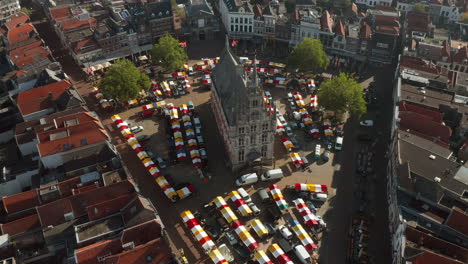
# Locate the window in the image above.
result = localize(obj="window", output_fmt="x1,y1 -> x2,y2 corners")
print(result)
251,135 -> 256,144
231,17 -> 234,23
262,122 -> 269,131
231,25 -> 234,32
261,145 -> 268,157
235,25 -> 238,31
244,25 -> 247,32
249,26 -> 252,32
249,18 -> 252,24
239,127 -> 245,134
262,134 -> 268,143
240,17 -> 243,23
239,149 -> 245,162
252,111 -> 259,120
239,137 -> 245,146
251,125 -> 257,133
252,100 -> 259,107
235,17 -> 238,23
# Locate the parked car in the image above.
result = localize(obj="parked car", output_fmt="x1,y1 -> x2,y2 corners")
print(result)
237,187 -> 252,203
248,202 -> 261,216
199,148 -> 208,159
287,92 -> 294,102
289,101 -> 297,110
264,91 -> 273,101
187,101 -> 195,111
278,225 -> 293,240
177,85 -> 186,95
130,126 -> 144,133
322,150 -> 330,162
310,193 -> 328,202
172,86 -> 180,97
137,135 -> 150,142
286,126 -> 294,137
257,188 -> 271,203
264,222 -> 276,235
359,120 -> 374,127
225,231 -> 238,246
217,217 -> 230,232
156,157 -> 168,168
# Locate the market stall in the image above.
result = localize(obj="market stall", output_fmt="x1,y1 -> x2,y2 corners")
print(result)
162,81 -> 172,95
276,120 -> 285,133
125,99 -> 138,107
176,185 -> 195,200
289,152 -> 304,168
232,220 -> 259,252
155,176 -> 178,201
169,106 -> 179,121
208,249 -> 229,264
164,72 -> 186,78
293,92 -> 306,107
213,196 -> 238,224
323,119 -> 334,137
289,219 -> 317,251
229,190 -> 252,217
299,108 -> 313,125
268,184 -> 289,211
281,137 -> 294,151
268,244 -> 293,264
179,104 -> 189,114
180,210 -> 215,252
310,95 -> 318,111
293,198 -> 319,227
254,250 -> 273,264
293,183 -> 328,193
250,219 -> 269,239
92,87 -> 112,110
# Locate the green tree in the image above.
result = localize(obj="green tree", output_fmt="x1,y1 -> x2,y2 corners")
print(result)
317,73 -> 366,117
413,3 -> 427,13
98,59 -> 150,102
287,38 -> 329,73
461,12 -> 468,24
20,8 -> 32,16
150,34 -> 188,72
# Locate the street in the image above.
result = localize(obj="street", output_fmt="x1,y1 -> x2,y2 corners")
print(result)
26,3 -> 393,262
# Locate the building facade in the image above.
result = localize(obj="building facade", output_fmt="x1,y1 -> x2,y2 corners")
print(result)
0,0 -> 20,21
210,40 -> 275,171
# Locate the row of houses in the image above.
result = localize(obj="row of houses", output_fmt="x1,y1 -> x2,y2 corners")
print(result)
0,10 -> 173,263
384,9 -> 468,264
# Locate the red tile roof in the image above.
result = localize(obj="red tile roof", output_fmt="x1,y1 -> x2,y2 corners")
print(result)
375,25 -> 400,35
8,40 -> 51,70
86,194 -> 136,221
407,12 -> 430,34
36,117 -> 108,157
399,112 -> 452,143
334,20 -> 345,35
75,238 -> 123,264
359,22 -> 371,40
400,55 -> 439,75
37,181 -> 135,227
102,238 -> 171,264
121,219 -> 162,246
253,4 -> 262,17
406,250 -> 464,264
321,11 -> 333,32
441,40 -> 451,58
16,80 -> 72,116
4,12 -> 30,31
59,17 -> 97,32
7,23 -> 36,45
445,207 -> 468,236
50,7 -> 72,21
73,183 -> 102,195
2,189 -> 41,214
73,38 -> 99,55
399,101 -> 444,123
57,176 -> 82,197
453,46 -> 468,64
406,226 -> 468,263
0,214 -> 40,236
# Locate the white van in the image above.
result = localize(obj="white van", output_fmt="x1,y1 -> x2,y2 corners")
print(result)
237,187 -> 252,203
294,245 -> 312,264
335,136 -> 343,151
261,169 -> 284,181
310,193 -> 328,202
235,173 -> 258,187
193,117 -> 201,129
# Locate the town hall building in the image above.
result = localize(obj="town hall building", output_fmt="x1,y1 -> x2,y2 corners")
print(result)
210,39 -> 276,171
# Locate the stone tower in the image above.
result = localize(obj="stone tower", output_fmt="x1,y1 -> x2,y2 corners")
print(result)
210,38 -> 276,171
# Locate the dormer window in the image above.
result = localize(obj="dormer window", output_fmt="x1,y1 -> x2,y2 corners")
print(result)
166,10 -> 169,15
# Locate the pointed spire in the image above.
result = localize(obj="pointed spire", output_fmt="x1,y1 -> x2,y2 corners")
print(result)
251,54 -> 259,87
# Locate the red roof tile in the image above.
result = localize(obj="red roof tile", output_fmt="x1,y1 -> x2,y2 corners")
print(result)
57,176 -> 82,197
400,55 -> 439,75
2,189 -> 41,214
406,226 -> 468,263
334,20 -> 345,35
86,194 -> 136,221
121,219 -> 163,246
445,207 -> 468,236
75,238 -> 123,264
102,238 -> 171,264
8,40 -> 51,69
73,38 -> 99,55
59,17 -> 97,32
73,183 -> 101,195
399,112 -> 452,143
453,46 -> 468,64
321,11 -> 333,32
50,7 -> 72,21
441,40 -> 451,58
7,23 -> 36,45
4,12 -> 30,31
0,214 -> 40,236
36,121 -> 108,157
407,11 -> 430,34
359,22 -> 371,40
37,181 -> 135,227
16,80 -> 72,116
406,250 -> 464,264
399,101 -> 444,123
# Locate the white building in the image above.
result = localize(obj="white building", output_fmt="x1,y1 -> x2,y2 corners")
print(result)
0,0 -> 20,21
355,0 -> 392,7
219,0 -> 255,39
396,2 -> 414,13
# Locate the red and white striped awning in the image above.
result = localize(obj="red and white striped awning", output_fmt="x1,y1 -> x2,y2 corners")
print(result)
164,72 -> 186,78
268,243 -> 293,264
289,219 -> 317,251
310,94 -> 318,109
268,184 -> 289,211
229,190 -> 252,216
180,210 -> 215,252
293,92 -> 306,107
162,82 -> 172,94
179,104 -> 189,114
155,176 -> 177,201
171,121 -> 181,131
293,183 -> 328,193
176,185 -> 195,200
276,119 -> 285,133
281,137 -> 294,149
232,221 -> 259,252
289,152 -> 304,165
293,198 -> 319,226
